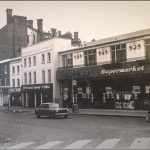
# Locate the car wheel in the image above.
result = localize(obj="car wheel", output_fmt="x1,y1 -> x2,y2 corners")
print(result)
37,115 -> 40,118
64,114 -> 68,119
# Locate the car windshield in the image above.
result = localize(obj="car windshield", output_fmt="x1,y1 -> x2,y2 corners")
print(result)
50,103 -> 59,109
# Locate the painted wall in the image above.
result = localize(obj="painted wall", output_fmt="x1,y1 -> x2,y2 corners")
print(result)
96,46 -> 111,64
126,40 -> 145,61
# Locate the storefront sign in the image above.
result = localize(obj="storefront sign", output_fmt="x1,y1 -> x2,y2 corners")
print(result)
101,66 -> 144,75
9,88 -> 21,92
22,84 -> 52,91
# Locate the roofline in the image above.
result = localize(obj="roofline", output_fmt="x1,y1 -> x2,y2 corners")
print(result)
58,28 -> 150,54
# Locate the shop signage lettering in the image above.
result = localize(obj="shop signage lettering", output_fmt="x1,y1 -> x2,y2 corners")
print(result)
101,66 -> 144,75
22,85 -> 51,90
9,88 -> 21,92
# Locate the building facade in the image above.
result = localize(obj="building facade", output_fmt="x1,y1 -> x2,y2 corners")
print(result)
56,28 -> 150,110
21,37 -> 73,108
0,59 -> 11,106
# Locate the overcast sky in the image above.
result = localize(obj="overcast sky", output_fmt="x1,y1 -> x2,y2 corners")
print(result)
0,1 -> 150,42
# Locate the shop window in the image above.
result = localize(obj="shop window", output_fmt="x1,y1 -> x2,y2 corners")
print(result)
17,79 -> 20,87
62,53 -> 73,68
47,52 -> 51,63
84,49 -> 96,66
145,85 -> 150,93
12,79 -> 15,87
42,54 -> 45,64
42,70 -> 45,83
111,43 -> 126,63
33,72 -> 36,84
33,56 -> 36,66
48,69 -> 51,82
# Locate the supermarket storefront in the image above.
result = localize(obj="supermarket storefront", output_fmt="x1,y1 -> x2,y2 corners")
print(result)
57,60 -> 150,110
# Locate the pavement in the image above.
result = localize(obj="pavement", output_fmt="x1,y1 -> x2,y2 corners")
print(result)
0,106 -> 147,118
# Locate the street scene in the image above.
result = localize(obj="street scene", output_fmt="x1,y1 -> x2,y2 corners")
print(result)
0,110 -> 150,149
0,1 -> 150,149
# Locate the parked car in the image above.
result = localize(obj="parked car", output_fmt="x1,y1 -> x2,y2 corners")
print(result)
35,103 -> 69,119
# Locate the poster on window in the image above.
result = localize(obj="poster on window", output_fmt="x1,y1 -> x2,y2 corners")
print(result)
145,85 -> 150,93
106,87 -> 112,94
132,86 -> 140,94
77,87 -> 83,94
86,87 -> 91,95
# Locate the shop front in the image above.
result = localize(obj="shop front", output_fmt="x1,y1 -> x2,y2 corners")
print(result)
57,60 -> 150,110
21,83 -> 53,108
9,87 -> 22,106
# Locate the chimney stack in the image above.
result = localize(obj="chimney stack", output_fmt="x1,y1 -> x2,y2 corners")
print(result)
26,20 -> 33,28
6,8 -> 13,24
58,31 -> 61,37
51,28 -> 57,37
37,19 -> 43,32
74,32 -> 79,40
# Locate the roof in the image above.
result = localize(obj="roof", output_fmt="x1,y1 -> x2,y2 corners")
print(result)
86,28 -> 150,47
59,28 -> 150,54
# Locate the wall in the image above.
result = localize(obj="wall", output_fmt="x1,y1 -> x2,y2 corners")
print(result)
27,28 -> 38,46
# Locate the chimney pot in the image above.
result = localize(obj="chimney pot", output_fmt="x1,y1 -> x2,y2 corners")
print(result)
58,31 -> 61,37
74,32 -> 79,40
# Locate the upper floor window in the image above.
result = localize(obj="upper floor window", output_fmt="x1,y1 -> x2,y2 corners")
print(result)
28,57 -> 31,66
24,58 -> 27,67
17,65 -> 20,73
29,72 -> 32,84
4,66 -> 7,74
4,78 -> 7,86
42,70 -> 45,83
17,79 -> 20,87
47,52 -> 51,63
12,79 -> 15,87
48,69 -> 51,82
33,71 -> 36,84
24,73 -> 27,84
12,66 -> 15,74
84,49 -> 96,66
42,54 -> 45,64
62,53 -> 73,68
111,43 -> 126,63
33,56 -> 36,66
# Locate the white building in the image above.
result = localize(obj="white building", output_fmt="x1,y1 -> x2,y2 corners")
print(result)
21,37 -> 74,108
9,57 -> 22,106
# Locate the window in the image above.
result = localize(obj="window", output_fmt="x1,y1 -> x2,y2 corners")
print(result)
12,79 -> 15,87
12,66 -> 15,74
29,72 -> 32,84
111,43 -> 126,63
17,79 -> 20,87
4,66 -> 7,74
33,71 -> 36,84
28,57 -> 31,66
62,53 -> 73,68
24,58 -> 27,67
33,56 -> 36,66
4,78 -> 7,86
84,49 -> 96,66
24,73 -> 27,84
48,69 -> 51,82
42,54 -> 45,64
17,65 -> 20,73
42,70 -> 45,83
47,52 -> 51,62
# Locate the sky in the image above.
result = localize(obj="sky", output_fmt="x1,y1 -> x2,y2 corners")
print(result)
0,1 -> 150,42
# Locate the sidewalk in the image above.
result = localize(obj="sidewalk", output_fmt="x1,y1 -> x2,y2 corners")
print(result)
0,106 -> 147,118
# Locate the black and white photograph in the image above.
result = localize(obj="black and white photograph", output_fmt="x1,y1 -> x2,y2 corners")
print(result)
0,1 -> 150,149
